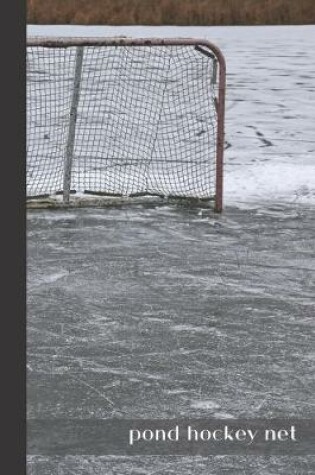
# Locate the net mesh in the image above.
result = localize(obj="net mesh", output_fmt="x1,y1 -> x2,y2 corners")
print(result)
27,43 -> 218,201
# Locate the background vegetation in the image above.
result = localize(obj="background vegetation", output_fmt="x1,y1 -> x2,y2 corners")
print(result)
27,0 -> 315,25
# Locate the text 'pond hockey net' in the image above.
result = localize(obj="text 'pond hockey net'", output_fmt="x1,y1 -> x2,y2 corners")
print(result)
27,38 -> 226,211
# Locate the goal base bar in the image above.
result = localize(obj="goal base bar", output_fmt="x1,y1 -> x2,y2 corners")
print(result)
27,193 -> 216,210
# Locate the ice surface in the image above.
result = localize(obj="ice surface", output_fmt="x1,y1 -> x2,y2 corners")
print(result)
27,204 -> 315,473
27,25 -> 315,474
28,24 -> 315,209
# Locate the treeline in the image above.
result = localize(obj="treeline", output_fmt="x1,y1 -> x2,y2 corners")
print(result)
27,0 -> 315,25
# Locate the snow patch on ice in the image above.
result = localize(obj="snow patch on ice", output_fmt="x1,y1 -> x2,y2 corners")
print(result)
225,160 -> 315,208
213,411 -> 236,419
190,400 -> 221,411
171,324 -> 216,333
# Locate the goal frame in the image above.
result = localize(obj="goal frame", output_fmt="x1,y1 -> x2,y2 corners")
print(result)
27,37 -> 226,212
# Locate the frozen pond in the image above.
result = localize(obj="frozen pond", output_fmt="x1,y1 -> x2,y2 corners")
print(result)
27,25 -> 315,474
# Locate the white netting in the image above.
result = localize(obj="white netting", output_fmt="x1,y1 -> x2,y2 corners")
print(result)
27,43 -> 218,201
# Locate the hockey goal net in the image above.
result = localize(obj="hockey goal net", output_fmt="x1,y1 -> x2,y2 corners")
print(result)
27,38 -> 226,211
